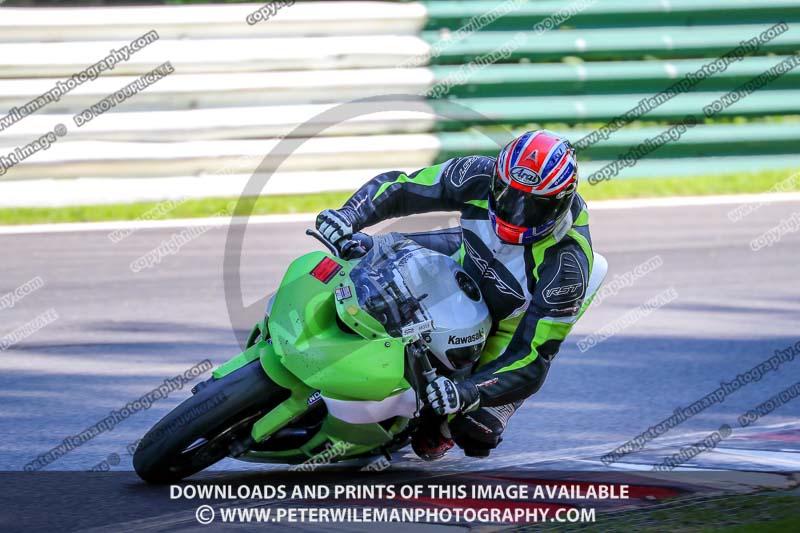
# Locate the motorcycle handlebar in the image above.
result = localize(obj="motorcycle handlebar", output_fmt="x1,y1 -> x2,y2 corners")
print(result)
305,229 -> 369,260
306,229 -> 438,409
339,239 -> 367,260
409,339 -> 438,385
305,229 -> 339,256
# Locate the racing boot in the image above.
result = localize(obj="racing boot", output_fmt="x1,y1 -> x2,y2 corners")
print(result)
412,416 -> 454,461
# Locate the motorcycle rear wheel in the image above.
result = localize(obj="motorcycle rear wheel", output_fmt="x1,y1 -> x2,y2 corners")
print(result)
133,360 -> 287,484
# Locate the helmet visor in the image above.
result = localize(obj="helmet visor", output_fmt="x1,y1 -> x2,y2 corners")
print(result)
445,344 -> 483,369
490,172 -> 573,228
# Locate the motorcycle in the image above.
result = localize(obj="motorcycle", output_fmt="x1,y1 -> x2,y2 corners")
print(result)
133,230 -> 495,483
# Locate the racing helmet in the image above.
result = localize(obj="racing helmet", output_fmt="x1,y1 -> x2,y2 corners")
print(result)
490,130 -> 578,244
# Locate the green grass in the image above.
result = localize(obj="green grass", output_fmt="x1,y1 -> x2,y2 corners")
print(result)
1,169 -> 798,226
0,191 -> 352,226
580,168 -> 800,201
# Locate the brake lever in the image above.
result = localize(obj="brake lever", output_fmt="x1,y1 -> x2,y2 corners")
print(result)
305,229 -> 339,257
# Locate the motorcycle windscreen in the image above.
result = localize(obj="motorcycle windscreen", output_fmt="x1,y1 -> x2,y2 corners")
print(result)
349,237 -> 430,337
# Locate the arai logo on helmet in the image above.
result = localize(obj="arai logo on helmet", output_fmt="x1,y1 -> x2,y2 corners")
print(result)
509,166 -> 541,186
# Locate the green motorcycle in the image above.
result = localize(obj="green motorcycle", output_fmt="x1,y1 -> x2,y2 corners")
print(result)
133,231 -> 495,483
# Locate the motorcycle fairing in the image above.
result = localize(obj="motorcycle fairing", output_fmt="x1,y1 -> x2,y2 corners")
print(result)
268,251 -> 410,403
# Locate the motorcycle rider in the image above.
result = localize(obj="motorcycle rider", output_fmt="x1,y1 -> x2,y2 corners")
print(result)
316,130 -> 594,459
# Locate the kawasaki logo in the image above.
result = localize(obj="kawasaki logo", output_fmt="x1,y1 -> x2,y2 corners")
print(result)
448,329 -> 485,345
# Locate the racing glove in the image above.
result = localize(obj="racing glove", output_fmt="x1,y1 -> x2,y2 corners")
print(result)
426,377 -> 480,416
316,208 -> 356,246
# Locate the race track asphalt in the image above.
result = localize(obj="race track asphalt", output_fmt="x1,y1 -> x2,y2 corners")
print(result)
1,198 -> 799,530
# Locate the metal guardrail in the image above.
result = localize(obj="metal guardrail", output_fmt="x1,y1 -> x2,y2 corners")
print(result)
424,25 -> 800,64
1,1 -> 799,207
0,3 -> 426,42
425,0 -> 800,30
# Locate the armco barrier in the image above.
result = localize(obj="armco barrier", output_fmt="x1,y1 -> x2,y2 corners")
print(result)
0,104 -> 437,145
0,3 -> 426,42
424,0 -> 800,31
432,56 -> 800,98
0,69 -> 434,112
1,1 -> 799,208
430,90 -> 800,129
436,123 -> 800,162
424,24 -> 800,64
0,35 -> 430,77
